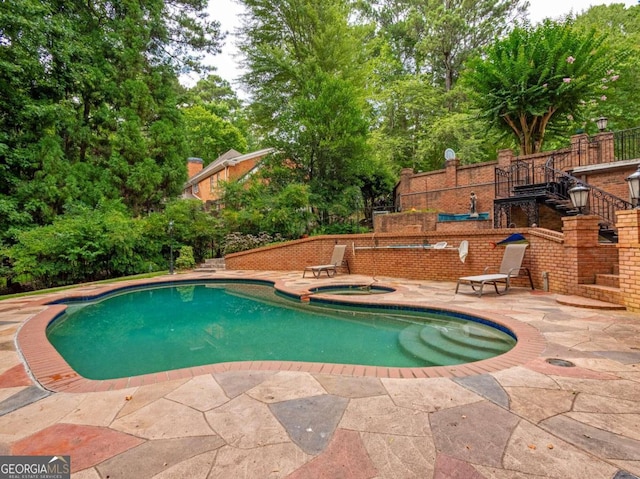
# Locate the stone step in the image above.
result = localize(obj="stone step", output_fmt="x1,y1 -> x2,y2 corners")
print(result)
594,273 -> 619,289
397,323 -> 513,366
195,257 -> 226,271
556,292 -> 626,310
573,284 -> 625,309
398,325 -> 467,366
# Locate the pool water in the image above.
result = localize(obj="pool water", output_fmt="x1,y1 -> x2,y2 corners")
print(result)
309,284 -> 395,295
47,283 -> 516,380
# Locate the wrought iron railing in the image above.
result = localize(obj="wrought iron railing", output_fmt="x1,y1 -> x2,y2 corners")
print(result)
495,159 -> 536,198
495,152 -> 633,231
614,126 -> 640,162
542,162 -> 633,232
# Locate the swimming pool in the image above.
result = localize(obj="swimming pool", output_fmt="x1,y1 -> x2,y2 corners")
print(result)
46,281 -> 516,380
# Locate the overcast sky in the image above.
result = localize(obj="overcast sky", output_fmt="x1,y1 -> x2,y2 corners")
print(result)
195,0 -> 638,90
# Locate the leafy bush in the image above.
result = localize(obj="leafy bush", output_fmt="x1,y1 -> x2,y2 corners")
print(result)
175,246 -> 196,270
7,203 -> 155,289
223,232 -> 284,255
313,222 -> 370,235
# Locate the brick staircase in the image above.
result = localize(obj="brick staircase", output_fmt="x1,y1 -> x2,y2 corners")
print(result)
194,257 -> 225,272
576,265 -> 625,308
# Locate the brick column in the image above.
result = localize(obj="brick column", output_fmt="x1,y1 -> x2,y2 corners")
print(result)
497,149 -> 514,169
562,215 -> 601,292
570,134 -> 589,166
592,131 -> 615,163
445,158 -> 459,188
616,209 -> 640,312
396,168 -> 414,212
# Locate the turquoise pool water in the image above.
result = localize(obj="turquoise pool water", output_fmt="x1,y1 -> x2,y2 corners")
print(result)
46,282 -> 516,380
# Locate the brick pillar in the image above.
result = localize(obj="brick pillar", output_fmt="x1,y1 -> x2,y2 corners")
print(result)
615,209 -> 640,312
592,131 -> 615,163
562,215 -> 601,292
497,149 -> 514,169
396,168 -> 414,212
445,158 -> 459,188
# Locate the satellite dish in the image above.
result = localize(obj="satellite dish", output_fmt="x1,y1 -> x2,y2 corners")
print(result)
444,148 -> 456,160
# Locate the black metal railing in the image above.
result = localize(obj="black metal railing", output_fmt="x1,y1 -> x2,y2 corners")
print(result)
542,162 -> 633,231
495,159 -> 536,198
614,126 -> 640,162
495,152 -> 633,232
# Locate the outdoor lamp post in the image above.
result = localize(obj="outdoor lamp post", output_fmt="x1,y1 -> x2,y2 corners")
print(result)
626,166 -> 640,208
168,220 -> 175,275
596,116 -> 608,132
569,184 -> 590,215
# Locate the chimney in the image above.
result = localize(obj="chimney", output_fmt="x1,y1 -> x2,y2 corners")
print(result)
187,157 -> 203,179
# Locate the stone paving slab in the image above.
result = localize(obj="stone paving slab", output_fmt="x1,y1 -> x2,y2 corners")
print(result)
503,420 -> 619,478
361,431 -> 435,478
12,423 -> 145,472
453,374 -> 510,408
111,398 -> 216,440
270,394 -> 348,454
430,400 -> 519,468
0,385 -> 50,416
96,436 -> 224,479
286,429 -> 377,479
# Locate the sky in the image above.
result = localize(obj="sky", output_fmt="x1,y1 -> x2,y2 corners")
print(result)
194,0 -> 639,90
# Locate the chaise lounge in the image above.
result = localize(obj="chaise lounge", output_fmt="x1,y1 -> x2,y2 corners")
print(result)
303,244 -> 348,278
455,243 -> 533,297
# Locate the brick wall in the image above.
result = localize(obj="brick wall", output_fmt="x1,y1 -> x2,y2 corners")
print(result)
225,222 -> 620,298
578,165 -> 637,203
374,212 -> 438,233
397,132 -> 636,226
225,229 -> 530,288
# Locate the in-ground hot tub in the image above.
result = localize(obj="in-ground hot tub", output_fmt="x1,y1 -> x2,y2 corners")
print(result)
308,284 -> 396,295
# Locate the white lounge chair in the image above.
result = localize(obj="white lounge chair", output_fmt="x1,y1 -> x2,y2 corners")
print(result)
303,245 -> 348,278
455,243 -> 533,297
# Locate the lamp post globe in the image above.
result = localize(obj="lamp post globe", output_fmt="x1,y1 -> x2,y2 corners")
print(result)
569,184 -> 590,215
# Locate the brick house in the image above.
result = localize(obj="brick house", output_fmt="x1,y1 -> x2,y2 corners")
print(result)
183,148 -> 276,206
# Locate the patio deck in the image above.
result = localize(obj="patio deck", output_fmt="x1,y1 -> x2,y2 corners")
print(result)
0,270 -> 638,478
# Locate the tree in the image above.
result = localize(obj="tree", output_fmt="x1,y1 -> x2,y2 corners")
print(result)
356,0 -> 523,174
0,0 -> 224,228
179,74 -> 253,161
238,0 -> 373,224
180,74 -> 243,118
182,105 -> 247,163
572,3 -> 640,132
361,0 -> 528,90
463,20 -> 618,154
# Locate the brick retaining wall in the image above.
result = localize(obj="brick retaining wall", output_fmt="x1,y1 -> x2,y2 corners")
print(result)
225,224 -> 619,298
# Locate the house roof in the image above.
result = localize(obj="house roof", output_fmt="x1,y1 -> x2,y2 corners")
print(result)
185,147 -> 276,187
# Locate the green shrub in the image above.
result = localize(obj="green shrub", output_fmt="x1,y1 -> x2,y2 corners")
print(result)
174,246 -> 196,270
223,232 -> 284,255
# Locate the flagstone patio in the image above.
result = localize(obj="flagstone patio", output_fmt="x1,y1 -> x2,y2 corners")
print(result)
0,270 -> 638,478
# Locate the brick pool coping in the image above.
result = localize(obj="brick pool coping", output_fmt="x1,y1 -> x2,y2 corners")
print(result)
16,274 -> 546,393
